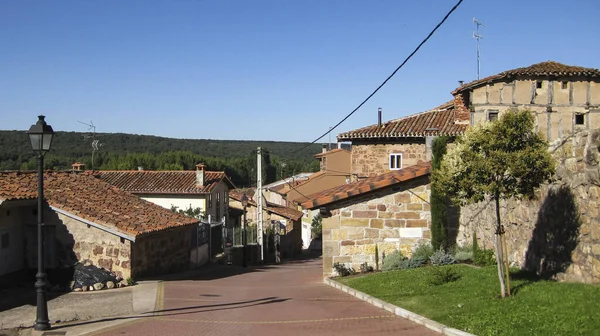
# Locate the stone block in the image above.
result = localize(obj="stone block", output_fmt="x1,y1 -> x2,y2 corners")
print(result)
395,212 -> 421,219
422,229 -> 431,239
406,219 -> 428,228
341,245 -> 362,256
333,256 -> 352,263
341,218 -> 370,227
370,219 -> 384,229
423,203 -> 430,211
377,204 -> 387,211
93,246 -> 104,255
323,257 -> 333,274
346,227 -> 365,240
378,212 -> 393,219
394,193 -> 411,204
364,228 -> 379,238
106,247 -> 119,258
121,260 -> 131,269
406,203 -> 423,211
592,244 -> 600,256
384,219 -> 404,228
380,229 -> 399,239
356,239 -> 374,245
323,241 -> 340,257
341,210 -> 352,217
363,244 -> 377,255
399,228 -> 423,238
98,258 -> 113,270
341,240 -> 355,246
332,229 -> 348,241
323,217 -> 341,229
368,204 -> 377,210
352,210 -> 378,218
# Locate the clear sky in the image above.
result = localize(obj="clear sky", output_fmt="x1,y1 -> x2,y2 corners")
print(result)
1,0 -> 599,143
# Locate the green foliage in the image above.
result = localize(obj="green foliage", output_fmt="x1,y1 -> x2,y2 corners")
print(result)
430,267 -> 461,286
429,248 -> 456,266
126,277 -> 135,286
474,249 -> 497,266
339,265 -> 600,336
404,255 -> 428,269
472,232 -> 479,253
333,262 -> 356,277
311,214 -> 322,239
382,250 -> 407,271
430,136 -> 448,250
454,250 -> 474,263
374,244 -> 379,271
171,205 -> 205,220
412,243 -> 434,261
359,262 -> 374,273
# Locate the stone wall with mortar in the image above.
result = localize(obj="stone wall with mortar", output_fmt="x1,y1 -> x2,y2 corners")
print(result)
132,225 -> 195,278
52,212 -> 132,280
458,129 -> 600,283
350,140 -> 427,178
321,176 -> 431,276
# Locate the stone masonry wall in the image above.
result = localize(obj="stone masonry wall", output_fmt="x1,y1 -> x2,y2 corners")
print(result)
322,176 -> 431,276
458,129 -> 600,283
350,141 -> 427,178
132,225 -> 194,278
53,212 -> 132,279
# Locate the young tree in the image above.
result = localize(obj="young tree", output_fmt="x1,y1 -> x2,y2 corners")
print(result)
432,109 -> 554,297
430,136 -> 448,251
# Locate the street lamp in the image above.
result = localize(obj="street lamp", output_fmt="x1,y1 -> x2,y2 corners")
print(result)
27,115 -> 54,331
241,194 -> 248,268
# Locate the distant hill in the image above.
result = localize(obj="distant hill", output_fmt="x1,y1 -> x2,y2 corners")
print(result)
0,130 -> 325,187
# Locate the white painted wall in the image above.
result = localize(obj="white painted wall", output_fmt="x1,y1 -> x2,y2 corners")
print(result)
0,206 -> 25,277
140,195 -> 206,213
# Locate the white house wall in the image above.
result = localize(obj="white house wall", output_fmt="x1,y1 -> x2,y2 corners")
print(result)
0,205 -> 28,277
140,195 -> 206,213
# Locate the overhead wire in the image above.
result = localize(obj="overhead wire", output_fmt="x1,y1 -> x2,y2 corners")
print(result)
292,0 -> 465,154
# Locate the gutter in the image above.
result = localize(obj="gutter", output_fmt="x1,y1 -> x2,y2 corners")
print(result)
51,206 -> 136,242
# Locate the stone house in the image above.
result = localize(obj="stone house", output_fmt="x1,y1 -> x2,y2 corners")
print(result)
97,163 -> 235,226
301,162 -> 431,276
0,171 -> 200,286
454,60 -> 600,142
229,191 -> 303,258
337,101 -> 468,178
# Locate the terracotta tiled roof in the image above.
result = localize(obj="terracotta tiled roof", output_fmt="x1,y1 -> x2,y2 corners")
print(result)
337,101 -> 467,140
96,170 -> 235,194
314,148 -> 350,158
229,191 -> 303,221
453,61 -> 600,94
0,171 -> 199,238
301,162 -> 431,209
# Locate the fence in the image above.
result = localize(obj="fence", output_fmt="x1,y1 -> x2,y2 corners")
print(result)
225,226 -> 258,246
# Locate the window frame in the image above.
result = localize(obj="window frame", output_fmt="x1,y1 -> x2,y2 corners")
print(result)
389,153 -> 403,170
575,113 -> 585,126
208,194 -> 212,208
487,110 -> 499,122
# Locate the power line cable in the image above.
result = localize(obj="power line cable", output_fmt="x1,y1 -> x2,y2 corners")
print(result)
292,0 -> 465,154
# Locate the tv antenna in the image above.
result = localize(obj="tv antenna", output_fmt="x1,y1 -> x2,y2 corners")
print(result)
77,120 -> 103,171
473,18 -> 485,80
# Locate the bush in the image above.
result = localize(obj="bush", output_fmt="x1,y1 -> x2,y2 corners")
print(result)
412,243 -> 434,261
360,262 -> 374,273
404,255 -> 427,269
333,262 -> 356,277
382,250 -> 407,271
430,267 -> 461,285
454,250 -> 474,262
430,248 -> 456,266
311,214 -> 323,239
474,249 -> 496,266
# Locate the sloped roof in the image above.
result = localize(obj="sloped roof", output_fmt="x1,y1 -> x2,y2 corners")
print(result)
96,170 -> 235,195
301,162 -> 431,209
453,61 -> 600,94
314,148 -> 351,158
0,171 -> 199,239
229,191 -> 303,221
337,101 -> 467,141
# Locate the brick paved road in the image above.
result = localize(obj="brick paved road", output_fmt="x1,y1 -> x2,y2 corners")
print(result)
94,255 -> 436,336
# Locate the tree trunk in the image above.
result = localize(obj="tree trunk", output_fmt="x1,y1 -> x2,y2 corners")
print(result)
494,197 -> 507,298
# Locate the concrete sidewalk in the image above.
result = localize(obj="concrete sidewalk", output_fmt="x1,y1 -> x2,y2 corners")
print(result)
0,281 -> 159,336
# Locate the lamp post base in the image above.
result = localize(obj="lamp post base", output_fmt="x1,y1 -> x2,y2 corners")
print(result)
34,273 -> 50,331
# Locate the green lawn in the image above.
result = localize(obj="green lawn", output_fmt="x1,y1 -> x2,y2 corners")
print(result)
338,265 -> 600,336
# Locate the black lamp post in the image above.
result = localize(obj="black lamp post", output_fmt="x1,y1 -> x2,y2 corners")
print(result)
241,194 -> 248,268
27,115 -> 54,331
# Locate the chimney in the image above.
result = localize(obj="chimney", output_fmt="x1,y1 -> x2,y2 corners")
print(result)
378,107 -> 382,127
138,166 -> 143,171
453,93 -> 471,125
321,144 -> 327,153
195,163 -> 206,186
458,80 -> 464,86
337,142 -> 342,149
72,162 -> 85,171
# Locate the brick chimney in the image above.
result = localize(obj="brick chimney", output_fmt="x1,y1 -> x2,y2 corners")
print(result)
72,162 -> 85,171
321,144 -> 327,154
453,93 -> 471,125
378,107 -> 382,127
195,163 -> 206,186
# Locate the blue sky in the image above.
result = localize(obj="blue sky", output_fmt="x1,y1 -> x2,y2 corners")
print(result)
1,0 -> 599,143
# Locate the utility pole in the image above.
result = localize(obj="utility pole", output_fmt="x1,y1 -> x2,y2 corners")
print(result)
328,126 -> 332,151
473,18 -> 485,80
256,147 -> 264,263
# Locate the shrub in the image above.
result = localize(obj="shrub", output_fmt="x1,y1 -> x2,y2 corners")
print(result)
474,248 -> 496,266
333,262 -> 356,277
382,250 -> 407,271
412,243 -> 434,261
404,255 -> 427,269
374,244 -> 380,271
454,250 -> 474,263
311,214 -> 323,239
430,248 -> 456,266
430,267 -> 461,285
126,277 -> 135,286
360,262 -> 374,273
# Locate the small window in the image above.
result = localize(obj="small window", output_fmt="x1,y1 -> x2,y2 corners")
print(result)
575,114 -> 585,125
389,153 -> 402,170
217,192 -> 221,206
208,194 -> 212,208
561,81 -> 568,90
224,191 -> 228,203
536,81 -> 543,89
1,233 -> 8,249
488,111 -> 499,122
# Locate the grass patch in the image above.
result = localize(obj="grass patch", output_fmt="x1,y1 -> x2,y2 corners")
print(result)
338,265 -> 600,336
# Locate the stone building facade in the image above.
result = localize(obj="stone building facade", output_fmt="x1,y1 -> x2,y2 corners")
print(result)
458,129 -> 600,283
302,163 -> 431,276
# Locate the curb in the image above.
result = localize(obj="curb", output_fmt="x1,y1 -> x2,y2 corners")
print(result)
323,278 -> 475,336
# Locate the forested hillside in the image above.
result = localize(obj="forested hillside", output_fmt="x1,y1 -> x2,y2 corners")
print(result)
0,131 -> 324,187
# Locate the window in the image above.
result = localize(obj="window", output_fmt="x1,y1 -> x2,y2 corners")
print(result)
1,233 -> 8,249
536,81 -> 543,89
562,81 -> 568,90
487,111 -> 499,122
208,194 -> 212,208
217,192 -> 221,206
224,191 -> 228,203
389,153 -> 402,170
575,114 -> 585,125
